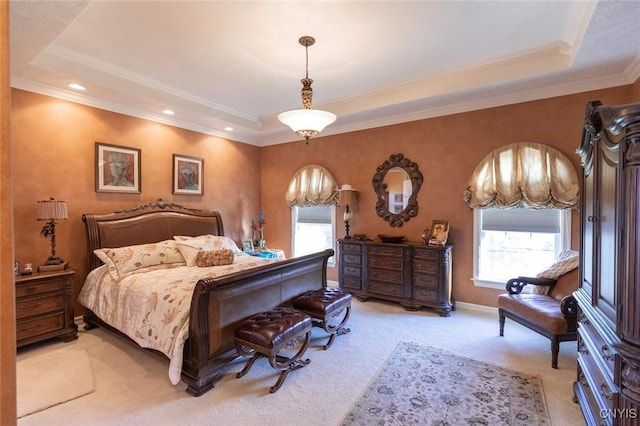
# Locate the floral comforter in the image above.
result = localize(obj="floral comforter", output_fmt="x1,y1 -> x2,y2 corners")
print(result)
78,255 -> 277,385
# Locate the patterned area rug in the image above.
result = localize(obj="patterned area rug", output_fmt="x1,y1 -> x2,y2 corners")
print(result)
341,342 -> 550,425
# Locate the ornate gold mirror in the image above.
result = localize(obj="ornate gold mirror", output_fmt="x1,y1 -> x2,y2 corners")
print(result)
372,153 -> 423,227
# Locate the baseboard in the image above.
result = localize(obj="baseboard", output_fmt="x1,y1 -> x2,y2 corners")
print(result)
454,301 -> 498,314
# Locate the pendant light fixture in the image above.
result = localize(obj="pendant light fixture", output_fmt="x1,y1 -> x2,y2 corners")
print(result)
278,36 -> 336,142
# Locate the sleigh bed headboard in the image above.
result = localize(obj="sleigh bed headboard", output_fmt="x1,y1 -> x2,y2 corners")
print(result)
82,199 -> 224,271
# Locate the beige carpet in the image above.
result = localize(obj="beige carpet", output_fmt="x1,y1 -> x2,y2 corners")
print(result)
17,347 -> 95,418
16,300 -> 585,425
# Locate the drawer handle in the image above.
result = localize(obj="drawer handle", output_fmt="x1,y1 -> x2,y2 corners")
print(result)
25,286 -> 37,294
601,344 -> 615,361
600,382 -> 612,400
578,341 -> 589,355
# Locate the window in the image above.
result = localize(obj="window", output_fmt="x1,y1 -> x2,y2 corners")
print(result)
292,206 -> 336,266
473,208 -> 570,289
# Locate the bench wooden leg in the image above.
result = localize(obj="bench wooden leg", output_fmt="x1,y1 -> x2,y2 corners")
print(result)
499,309 -> 506,336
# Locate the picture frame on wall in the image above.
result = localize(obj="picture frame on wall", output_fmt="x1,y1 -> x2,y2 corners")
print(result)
173,154 -> 204,195
95,142 -> 141,193
428,220 -> 450,246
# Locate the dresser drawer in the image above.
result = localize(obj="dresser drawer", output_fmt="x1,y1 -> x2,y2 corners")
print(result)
16,312 -> 64,341
341,275 -> 362,290
15,294 -> 63,320
368,256 -> 403,270
413,286 -> 438,302
16,279 -> 64,298
342,265 -> 361,277
413,273 -> 438,287
413,247 -> 438,260
368,268 -> 403,284
413,260 -> 437,274
342,253 -> 362,265
368,281 -> 403,297
368,245 -> 404,257
341,243 -> 362,253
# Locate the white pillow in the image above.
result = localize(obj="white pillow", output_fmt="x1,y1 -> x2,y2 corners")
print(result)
94,239 -> 186,281
174,235 -> 244,266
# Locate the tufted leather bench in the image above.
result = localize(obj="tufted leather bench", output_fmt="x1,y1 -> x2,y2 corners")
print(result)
234,307 -> 312,393
293,288 -> 352,350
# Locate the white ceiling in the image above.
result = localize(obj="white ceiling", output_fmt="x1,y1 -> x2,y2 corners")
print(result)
9,1 -> 640,146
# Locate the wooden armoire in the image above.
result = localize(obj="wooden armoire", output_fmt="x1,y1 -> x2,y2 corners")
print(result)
574,101 -> 640,425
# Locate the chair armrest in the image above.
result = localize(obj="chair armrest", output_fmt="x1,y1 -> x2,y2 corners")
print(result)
505,276 -> 557,294
560,295 -> 578,319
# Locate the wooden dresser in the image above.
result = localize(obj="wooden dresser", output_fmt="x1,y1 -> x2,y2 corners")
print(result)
574,101 -> 640,425
338,239 -> 453,316
15,269 -> 77,348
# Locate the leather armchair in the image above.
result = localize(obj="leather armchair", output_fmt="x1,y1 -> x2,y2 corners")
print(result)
498,268 -> 578,368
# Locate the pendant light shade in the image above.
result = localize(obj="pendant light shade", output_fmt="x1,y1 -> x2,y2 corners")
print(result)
278,36 -> 336,141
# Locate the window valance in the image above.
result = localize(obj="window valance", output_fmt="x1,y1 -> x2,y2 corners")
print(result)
463,142 -> 579,210
285,164 -> 338,207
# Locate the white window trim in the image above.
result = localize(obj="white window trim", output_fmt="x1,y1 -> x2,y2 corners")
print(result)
290,206 -> 337,268
472,208 -> 571,290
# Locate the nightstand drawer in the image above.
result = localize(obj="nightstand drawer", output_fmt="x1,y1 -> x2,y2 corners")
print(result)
16,312 -> 64,341
16,294 -> 64,320
16,279 -> 63,298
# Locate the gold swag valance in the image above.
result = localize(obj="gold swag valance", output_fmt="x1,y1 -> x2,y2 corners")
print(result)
463,142 -> 579,209
285,164 -> 339,207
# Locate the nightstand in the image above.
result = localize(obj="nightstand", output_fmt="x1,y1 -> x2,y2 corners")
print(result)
15,269 -> 77,347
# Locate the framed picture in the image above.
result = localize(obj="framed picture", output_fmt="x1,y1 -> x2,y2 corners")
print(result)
95,142 -> 141,193
429,220 -> 450,246
242,240 -> 254,252
173,154 -> 204,195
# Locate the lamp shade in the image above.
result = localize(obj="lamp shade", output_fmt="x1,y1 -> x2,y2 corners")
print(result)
278,109 -> 337,139
338,185 -> 358,206
37,199 -> 68,221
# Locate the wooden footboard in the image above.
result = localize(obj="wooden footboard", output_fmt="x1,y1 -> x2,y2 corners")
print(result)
81,200 -> 334,397
181,249 -> 332,396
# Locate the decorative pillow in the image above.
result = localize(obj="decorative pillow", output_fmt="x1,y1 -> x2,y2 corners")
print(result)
94,240 -> 186,281
532,249 -> 579,295
174,235 -> 244,266
195,249 -> 234,267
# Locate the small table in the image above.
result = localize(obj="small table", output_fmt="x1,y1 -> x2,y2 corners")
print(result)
15,269 -> 77,347
246,248 -> 285,259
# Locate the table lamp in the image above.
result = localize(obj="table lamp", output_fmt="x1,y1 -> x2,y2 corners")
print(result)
338,184 -> 358,239
37,198 -> 68,271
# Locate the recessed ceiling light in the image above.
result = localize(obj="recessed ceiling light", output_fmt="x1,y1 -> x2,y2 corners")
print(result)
68,83 -> 86,91
162,109 -> 175,115
224,127 -> 234,132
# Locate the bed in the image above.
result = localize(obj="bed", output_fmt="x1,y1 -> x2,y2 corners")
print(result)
78,199 -> 333,396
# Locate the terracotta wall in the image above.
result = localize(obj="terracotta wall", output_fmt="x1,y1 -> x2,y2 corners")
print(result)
10,85 -> 636,313
10,89 -> 262,310
260,86 -> 633,307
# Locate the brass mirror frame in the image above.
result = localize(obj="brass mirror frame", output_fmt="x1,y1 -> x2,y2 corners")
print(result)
372,153 -> 423,227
